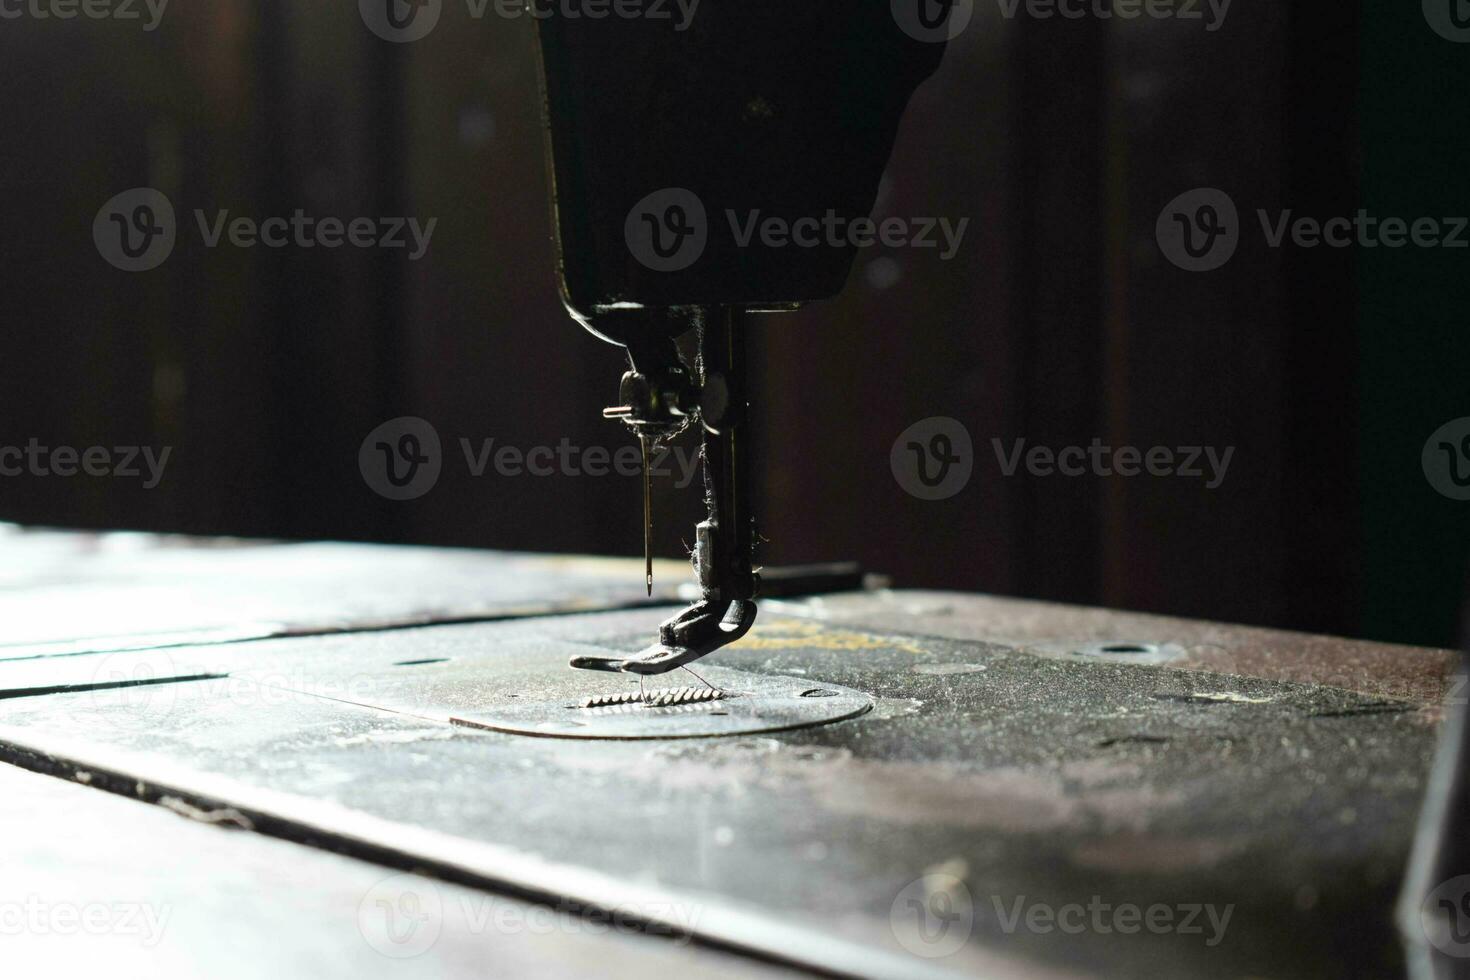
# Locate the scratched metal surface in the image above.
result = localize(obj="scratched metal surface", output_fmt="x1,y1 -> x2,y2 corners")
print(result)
773,590 -> 1460,706
0,604 -> 1451,978
0,762 -> 793,979
0,524 -> 690,658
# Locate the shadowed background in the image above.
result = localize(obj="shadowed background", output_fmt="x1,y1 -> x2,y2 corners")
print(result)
1,0 -> 1466,647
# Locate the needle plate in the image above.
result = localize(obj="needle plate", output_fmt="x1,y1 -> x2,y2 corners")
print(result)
450,667 -> 871,740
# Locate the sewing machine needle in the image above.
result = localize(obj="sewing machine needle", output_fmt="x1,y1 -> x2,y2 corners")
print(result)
641,434 -> 652,595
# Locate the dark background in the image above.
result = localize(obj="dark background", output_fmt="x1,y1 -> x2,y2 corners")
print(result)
1,1 -> 1466,647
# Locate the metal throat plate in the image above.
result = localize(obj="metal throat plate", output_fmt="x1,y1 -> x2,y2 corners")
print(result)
450,667 -> 872,740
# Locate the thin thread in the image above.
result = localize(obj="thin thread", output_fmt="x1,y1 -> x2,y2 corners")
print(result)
680,663 -> 721,693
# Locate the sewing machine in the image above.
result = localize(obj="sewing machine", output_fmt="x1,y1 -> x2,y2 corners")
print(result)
534,4 -> 947,674
0,6 -> 1464,978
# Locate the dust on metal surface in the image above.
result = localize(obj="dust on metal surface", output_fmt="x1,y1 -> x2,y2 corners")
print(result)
453,668 -> 872,740
0,596 -> 1453,978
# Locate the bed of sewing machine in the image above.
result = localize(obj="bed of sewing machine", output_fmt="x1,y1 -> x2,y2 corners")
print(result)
0,525 -> 1455,978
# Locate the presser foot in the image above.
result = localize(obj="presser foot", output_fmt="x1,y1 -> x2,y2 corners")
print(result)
568,598 -> 757,675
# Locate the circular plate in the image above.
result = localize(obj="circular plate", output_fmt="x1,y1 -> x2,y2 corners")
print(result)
451,668 -> 872,740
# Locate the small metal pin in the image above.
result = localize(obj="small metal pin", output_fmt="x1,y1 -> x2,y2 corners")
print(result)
641,434 -> 653,596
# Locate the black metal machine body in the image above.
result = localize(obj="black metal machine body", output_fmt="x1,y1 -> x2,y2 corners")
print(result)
534,2 -> 949,672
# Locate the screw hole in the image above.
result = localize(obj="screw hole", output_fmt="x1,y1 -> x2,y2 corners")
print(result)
800,689 -> 837,698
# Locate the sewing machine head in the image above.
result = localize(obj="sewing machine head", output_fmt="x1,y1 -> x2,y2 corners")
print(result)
534,3 -> 952,673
